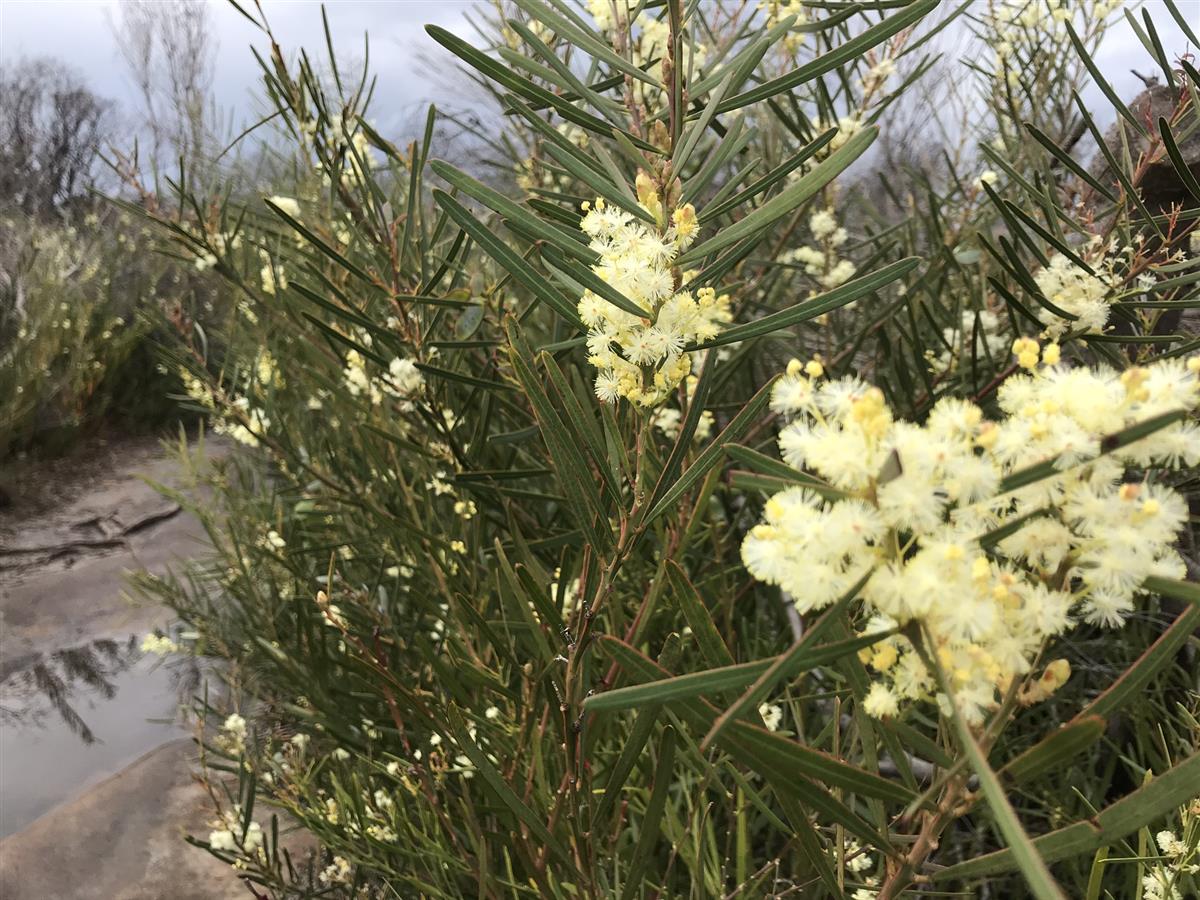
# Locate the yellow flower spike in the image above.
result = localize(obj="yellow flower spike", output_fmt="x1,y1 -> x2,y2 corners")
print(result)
1041,343 -> 1061,366
1187,356 -> 1200,374
1120,367 -> 1148,396
635,171 -> 662,221
804,358 -> 825,378
976,422 -> 999,450
786,358 -> 804,377
870,643 -> 898,671
971,557 -> 990,580
671,204 -> 698,245
850,388 -> 890,437
1012,336 -> 1040,370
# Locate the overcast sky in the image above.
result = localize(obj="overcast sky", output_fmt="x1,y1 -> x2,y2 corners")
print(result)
0,0 -> 483,141
1,0 -> 1196,144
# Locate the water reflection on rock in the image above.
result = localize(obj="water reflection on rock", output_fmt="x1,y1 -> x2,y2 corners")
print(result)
0,636 -> 206,836
1,637 -> 140,743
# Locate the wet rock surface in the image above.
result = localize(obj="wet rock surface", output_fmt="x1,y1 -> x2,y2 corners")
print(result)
0,740 -> 244,900
0,435 -> 252,898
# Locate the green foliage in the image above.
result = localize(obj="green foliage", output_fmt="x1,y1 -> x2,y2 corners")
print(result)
125,1 -> 1200,898
0,208 -> 206,459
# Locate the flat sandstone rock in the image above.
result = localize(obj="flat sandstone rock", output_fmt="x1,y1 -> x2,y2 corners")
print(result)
0,739 -> 242,900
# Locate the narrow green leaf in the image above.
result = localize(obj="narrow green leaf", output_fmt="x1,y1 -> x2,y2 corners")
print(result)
511,0 -> 660,89
430,160 -> 594,261
1065,21 -> 1145,135
1140,9 -> 1177,90
645,349 -> 716,516
619,726 -> 676,900
668,561 -> 736,669
542,134 -> 654,224
724,444 -> 846,497
595,635 -> 904,852
1164,0 -> 1200,49
641,377 -> 776,525
699,576 -> 870,752
1023,123 -> 1118,203
444,706 -> 576,870
678,126 -> 877,265
432,189 -> 584,329
583,630 -> 889,713
715,0 -> 939,113
998,410 -> 1188,493
978,507 -> 1054,549
682,121 -> 756,206
725,718 -> 917,805
542,245 -> 650,319
697,127 -> 836,224
594,705 -> 660,824
508,328 -> 611,550
1070,602 -> 1200,724
691,256 -> 919,349
671,71 -> 735,177
1142,575 -> 1200,607
1158,117 -> 1200,201
264,199 -> 377,286
504,19 -> 622,122
415,362 -> 514,392
540,350 -> 621,503
426,24 -> 655,151
934,751 -> 1200,881
939,659 -> 1066,899
1000,716 -> 1107,785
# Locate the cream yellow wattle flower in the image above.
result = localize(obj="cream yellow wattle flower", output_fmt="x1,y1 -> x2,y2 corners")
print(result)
1033,251 -> 1114,338
743,348 -> 1200,724
577,188 -> 729,407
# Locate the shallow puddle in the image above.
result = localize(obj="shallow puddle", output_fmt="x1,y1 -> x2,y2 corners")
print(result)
0,638 -> 197,837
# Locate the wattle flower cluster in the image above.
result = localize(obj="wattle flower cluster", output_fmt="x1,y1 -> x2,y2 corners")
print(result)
1033,251 -> 1115,338
742,347 -> 1200,724
579,186 -> 731,406
782,207 -> 857,293
587,1 -> 708,97
758,0 -> 811,53
927,308 -> 1010,376
340,329 -> 425,411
